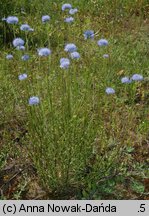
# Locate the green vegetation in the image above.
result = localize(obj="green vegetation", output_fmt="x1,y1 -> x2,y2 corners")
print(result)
0,0 -> 149,199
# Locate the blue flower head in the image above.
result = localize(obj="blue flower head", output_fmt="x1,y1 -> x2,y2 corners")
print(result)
6,16 -> 18,24
97,39 -> 108,46
21,54 -> 30,61
62,3 -> 72,11
38,48 -> 51,56
64,43 -> 77,52
69,8 -> 78,15
20,24 -> 33,31
18,73 -> 27,81
70,51 -> 80,59
60,58 -> 70,69
29,96 -> 40,105
16,45 -> 25,51
106,87 -> 115,94
60,58 -> 69,64
64,17 -> 74,23
13,38 -> 25,47
131,74 -> 143,81
84,30 -> 94,40
42,15 -> 50,23
6,54 -> 13,60
121,77 -> 131,84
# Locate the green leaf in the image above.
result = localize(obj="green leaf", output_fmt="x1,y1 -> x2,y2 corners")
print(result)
131,181 -> 145,194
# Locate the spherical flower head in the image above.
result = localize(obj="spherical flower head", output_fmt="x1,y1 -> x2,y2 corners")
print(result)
16,45 -> 25,51
106,87 -> 115,94
69,8 -> 78,15
38,48 -> 51,56
60,58 -> 70,69
70,51 -> 80,59
131,74 -> 143,81
121,77 -> 131,84
64,17 -> 74,23
64,43 -> 77,53
13,38 -> 25,47
29,96 -> 40,105
20,24 -> 33,31
18,73 -> 27,81
97,39 -> 108,46
21,54 -> 30,61
42,15 -> 50,23
6,16 -> 18,24
6,54 -> 13,60
62,3 -> 72,11
60,58 -> 70,64
103,54 -> 109,58
84,30 -> 94,40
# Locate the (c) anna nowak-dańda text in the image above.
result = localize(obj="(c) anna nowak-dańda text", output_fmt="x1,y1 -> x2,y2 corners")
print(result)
17,203 -> 117,213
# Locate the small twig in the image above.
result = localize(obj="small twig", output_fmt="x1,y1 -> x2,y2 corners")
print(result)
97,171 -> 120,184
34,193 -> 47,200
87,171 -> 120,199
0,165 -> 30,191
